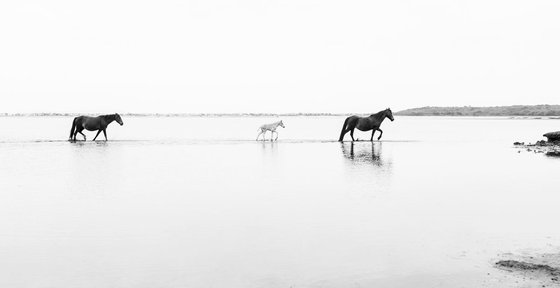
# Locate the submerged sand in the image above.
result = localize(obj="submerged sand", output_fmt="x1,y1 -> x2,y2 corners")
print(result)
494,250 -> 560,287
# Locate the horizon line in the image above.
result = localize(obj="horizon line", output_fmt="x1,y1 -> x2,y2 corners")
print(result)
2,104 -> 560,117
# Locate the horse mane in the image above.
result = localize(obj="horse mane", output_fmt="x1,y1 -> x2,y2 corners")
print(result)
370,109 -> 387,120
100,114 -> 117,120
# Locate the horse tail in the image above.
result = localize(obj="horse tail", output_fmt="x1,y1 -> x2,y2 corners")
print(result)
338,117 -> 350,142
69,117 -> 77,140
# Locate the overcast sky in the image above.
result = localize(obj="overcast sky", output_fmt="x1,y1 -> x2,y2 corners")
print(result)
1,0 -> 559,113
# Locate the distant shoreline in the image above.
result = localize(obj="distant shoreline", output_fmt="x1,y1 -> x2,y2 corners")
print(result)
395,105 -> 560,116
2,105 -> 560,117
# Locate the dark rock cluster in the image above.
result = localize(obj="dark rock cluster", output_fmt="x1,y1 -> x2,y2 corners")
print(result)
544,131 -> 560,142
514,131 -> 560,157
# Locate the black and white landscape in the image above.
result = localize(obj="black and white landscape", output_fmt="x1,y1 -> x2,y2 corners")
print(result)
1,1 -> 560,287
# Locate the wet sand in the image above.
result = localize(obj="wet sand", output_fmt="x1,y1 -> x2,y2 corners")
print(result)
495,250 -> 560,287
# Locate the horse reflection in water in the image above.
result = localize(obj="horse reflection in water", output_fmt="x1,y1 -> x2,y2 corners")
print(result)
340,142 -> 384,166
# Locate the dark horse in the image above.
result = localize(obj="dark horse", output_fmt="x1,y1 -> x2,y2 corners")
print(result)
69,114 -> 123,141
338,108 -> 394,141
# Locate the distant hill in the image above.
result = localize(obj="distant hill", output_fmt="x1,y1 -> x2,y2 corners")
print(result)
395,105 -> 560,116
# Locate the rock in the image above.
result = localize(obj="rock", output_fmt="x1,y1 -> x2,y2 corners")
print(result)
546,151 -> 560,157
513,138 -> 560,156
543,131 -> 560,142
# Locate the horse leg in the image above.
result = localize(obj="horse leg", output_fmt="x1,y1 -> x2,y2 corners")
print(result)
370,130 -> 375,141
256,130 -> 262,141
93,130 -> 102,141
103,129 -> 107,141
341,127 -> 354,141
274,131 -> 278,141
377,129 -> 383,140
73,127 -> 80,141
341,117 -> 359,142
76,126 -> 86,141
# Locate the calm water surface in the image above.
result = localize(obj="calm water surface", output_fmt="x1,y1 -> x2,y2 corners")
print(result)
0,116 -> 559,287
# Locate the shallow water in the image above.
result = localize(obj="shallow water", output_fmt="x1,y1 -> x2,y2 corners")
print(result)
0,116 -> 559,287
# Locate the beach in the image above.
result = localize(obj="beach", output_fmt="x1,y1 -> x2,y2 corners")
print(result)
0,116 -> 559,287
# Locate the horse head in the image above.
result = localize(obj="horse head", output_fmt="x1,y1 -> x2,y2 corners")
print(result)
385,108 -> 394,121
115,113 -> 124,126
279,120 -> 285,128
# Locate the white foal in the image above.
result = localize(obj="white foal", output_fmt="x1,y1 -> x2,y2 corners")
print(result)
256,120 -> 285,141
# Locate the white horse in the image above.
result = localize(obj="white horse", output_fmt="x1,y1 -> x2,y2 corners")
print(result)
256,120 -> 285,141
